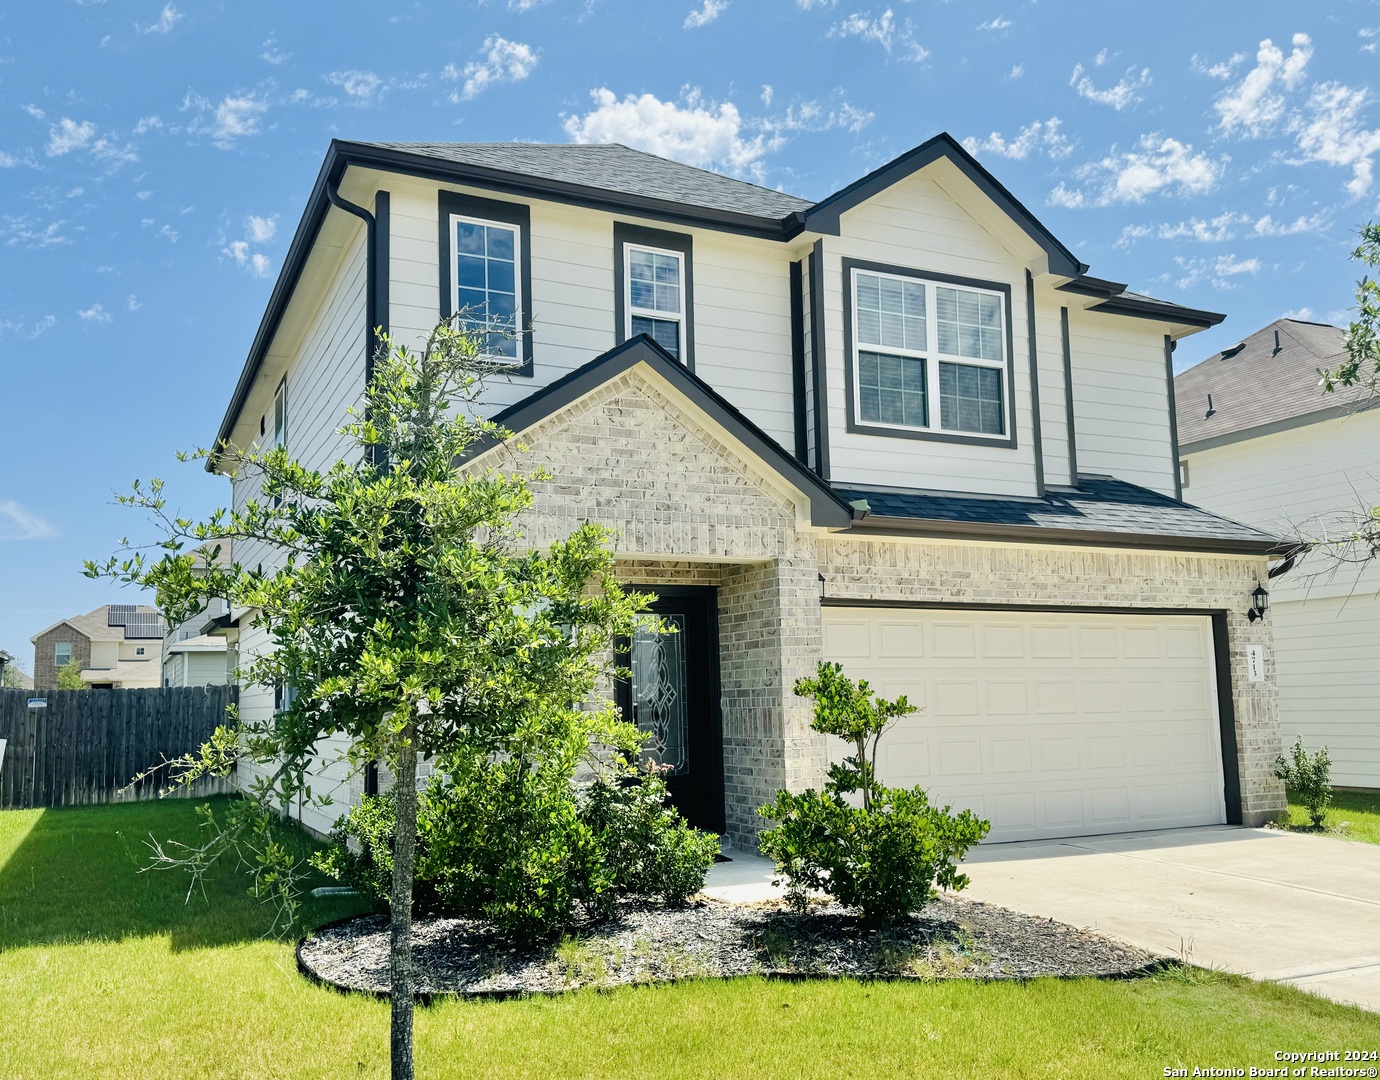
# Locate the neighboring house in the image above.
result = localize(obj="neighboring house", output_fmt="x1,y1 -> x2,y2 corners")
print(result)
0,650 -> 33,689
1175,318 -> 1380,789
162,541 -> 234,687
30,605 -> 165,689
206,134 -> 1287,843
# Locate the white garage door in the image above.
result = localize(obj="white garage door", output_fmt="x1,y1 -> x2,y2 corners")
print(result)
821,607 -> 1227,842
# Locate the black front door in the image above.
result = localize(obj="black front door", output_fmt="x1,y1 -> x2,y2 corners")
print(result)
616,586 -> 724,834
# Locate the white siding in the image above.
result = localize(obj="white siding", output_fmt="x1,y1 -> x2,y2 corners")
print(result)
1184,409 -> 1380,785
1067,308 -> 1176,496
1033,293 -> 1074,487
384,177 -> 797,449
820,171 -> 1041,496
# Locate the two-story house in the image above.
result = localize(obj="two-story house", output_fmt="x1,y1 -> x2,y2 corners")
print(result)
30,604 -> 164,689
1176,318 -> 1380,789
206,134 -> 1287,844
161,541 -> 234,688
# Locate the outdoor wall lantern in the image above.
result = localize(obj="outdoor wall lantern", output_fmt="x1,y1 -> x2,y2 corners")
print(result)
1247,583 -> 1269,623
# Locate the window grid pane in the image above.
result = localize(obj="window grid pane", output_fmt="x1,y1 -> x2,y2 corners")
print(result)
454,219 -> 519,360
855,272 -> 925,352
939,362 -> 1004,434
631,315 -> 680,358
935,287 -> 1003,362
629,249 -> 682,315
859,351 -> 927,428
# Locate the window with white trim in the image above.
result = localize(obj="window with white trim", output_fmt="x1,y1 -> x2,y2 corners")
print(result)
54,642 -> 72,668
451,214 -> 521,364
624,244 -> 684,359
851,267 -> 1008,438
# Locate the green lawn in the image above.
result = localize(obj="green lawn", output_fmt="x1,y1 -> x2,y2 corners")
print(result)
0,801 -> 1376,1079
1284,787 -> 1380,844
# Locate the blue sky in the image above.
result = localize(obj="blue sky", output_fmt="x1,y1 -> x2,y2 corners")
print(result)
2,0 -> 1378,669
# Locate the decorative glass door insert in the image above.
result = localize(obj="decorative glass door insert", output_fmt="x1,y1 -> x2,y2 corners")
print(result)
630,614 -> 689,775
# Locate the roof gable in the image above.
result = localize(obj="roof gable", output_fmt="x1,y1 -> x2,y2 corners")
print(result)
475,336 -> 853,529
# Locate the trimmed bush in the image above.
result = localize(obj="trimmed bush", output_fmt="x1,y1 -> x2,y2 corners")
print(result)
758,662 -> 989,923
1274,736 -> 1333,828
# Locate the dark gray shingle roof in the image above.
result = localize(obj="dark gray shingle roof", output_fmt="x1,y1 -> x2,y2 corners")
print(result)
366,142 -> 814,220
1174,318 -> 1370,449
836,476 -> 1283,552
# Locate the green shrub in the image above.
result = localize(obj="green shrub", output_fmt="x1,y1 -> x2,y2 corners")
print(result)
1274,736 -> 1333,828
758,662 -> 989,923
315,755 -> 717,944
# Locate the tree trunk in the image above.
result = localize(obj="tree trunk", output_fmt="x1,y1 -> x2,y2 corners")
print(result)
389,722 -> 418,1080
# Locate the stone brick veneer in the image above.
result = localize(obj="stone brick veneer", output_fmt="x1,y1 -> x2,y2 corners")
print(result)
466,363 -> 1286,846
32,626 -> 91,688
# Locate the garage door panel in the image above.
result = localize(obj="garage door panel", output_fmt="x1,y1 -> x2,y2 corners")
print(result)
823,619 -> 872,657
821,607 -> 1227,842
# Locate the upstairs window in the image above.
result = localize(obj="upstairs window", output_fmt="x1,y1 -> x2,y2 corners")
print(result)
273,378 -> 287,449
452,216 -> 521,364
849,264 -> 1011,442
54,642 -> 72,668
438,191 -> 533,376
614,223 -> 694,368
626,245 -> 684,359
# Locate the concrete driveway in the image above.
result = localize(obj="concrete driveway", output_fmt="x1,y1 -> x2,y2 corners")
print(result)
961,826 -> 1380,1011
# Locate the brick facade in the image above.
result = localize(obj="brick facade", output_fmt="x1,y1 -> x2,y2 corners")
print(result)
468,365 -> 1287,844
32,625 -> 90,689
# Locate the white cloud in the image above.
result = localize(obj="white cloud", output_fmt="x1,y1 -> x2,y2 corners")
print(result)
78,302 -> 112,324
138,3 -> 181,34
126,294 -> 141,312
1069,63 -> 1151,110
796,0 -> 836,7
761,84 -> 774,106
23,104 -> 46,120
446,36 -> 538,100
830,9 -> 927,60
1291,82 -> 1380,199
0,500 -> 57,542
158,224 -> 178,242
1007,64 -> 1023,79
133,115 -> 162,134
773,99 -> 874,134
977,16 -> 1010,31
1057,134 -> 1225,206
1173,253 -> 1262,290
46,118 -> 96,157
260,35 -> 290,64
1282,306 -> 1315,320
1191,51 -> 1245,80
684,0 -> 728,28
507,0 -> 549,8
0,315 -> 57,340
1254,211 -> 1328,236
0,152 -> 15,168
564,87 -> 774,178
4,218 -> 72,248
325,70 -> 386,104
1114,211 -> 1249,248
223,239 -> 271,277
1215,33 -> 1312,135
209,95 -> 267,146
246,214 -> 277,243
963,118 -> 1071,161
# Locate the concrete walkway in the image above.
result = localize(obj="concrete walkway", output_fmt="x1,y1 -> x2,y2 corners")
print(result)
704,827 -> 1380,1011
962,826 -> 1380,1011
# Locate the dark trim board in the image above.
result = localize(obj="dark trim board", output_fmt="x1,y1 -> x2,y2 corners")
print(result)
839,257 -> 1019,450
437,189 -> 535,377
818,597 -> 1243,826
613,222 -> 695,371
1025,269 -> 1045,495
1060,306 -> 1078,486
789,260 -> 808,463
808,241 -> 830,479
474,335 -> 855,528
1164,335 -> 1182,501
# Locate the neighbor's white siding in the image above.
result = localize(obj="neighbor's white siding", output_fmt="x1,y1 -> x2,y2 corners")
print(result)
1184,408 -> 1380,786
820,170 -> 1041,497
1066,308 -> 1177,496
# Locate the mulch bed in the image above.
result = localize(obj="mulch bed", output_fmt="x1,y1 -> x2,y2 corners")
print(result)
298,894 -> 1158,997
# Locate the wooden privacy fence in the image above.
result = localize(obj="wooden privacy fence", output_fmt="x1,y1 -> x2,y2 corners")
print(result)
0,685 -> 238,809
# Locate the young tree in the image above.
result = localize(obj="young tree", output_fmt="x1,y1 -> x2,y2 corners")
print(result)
88,320 -> 649,1080
0,657 -> 30,688
56,659 -> 86,690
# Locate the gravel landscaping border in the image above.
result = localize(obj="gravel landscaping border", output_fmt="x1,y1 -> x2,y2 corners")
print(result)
298,894 -> 1160,1000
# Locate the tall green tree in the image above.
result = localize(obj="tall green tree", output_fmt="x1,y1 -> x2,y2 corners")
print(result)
55,659 -> 86,690
88,320 -> 649,1080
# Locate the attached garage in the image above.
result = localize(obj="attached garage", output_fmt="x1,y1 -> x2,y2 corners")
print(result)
821,606 -> 1231,842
